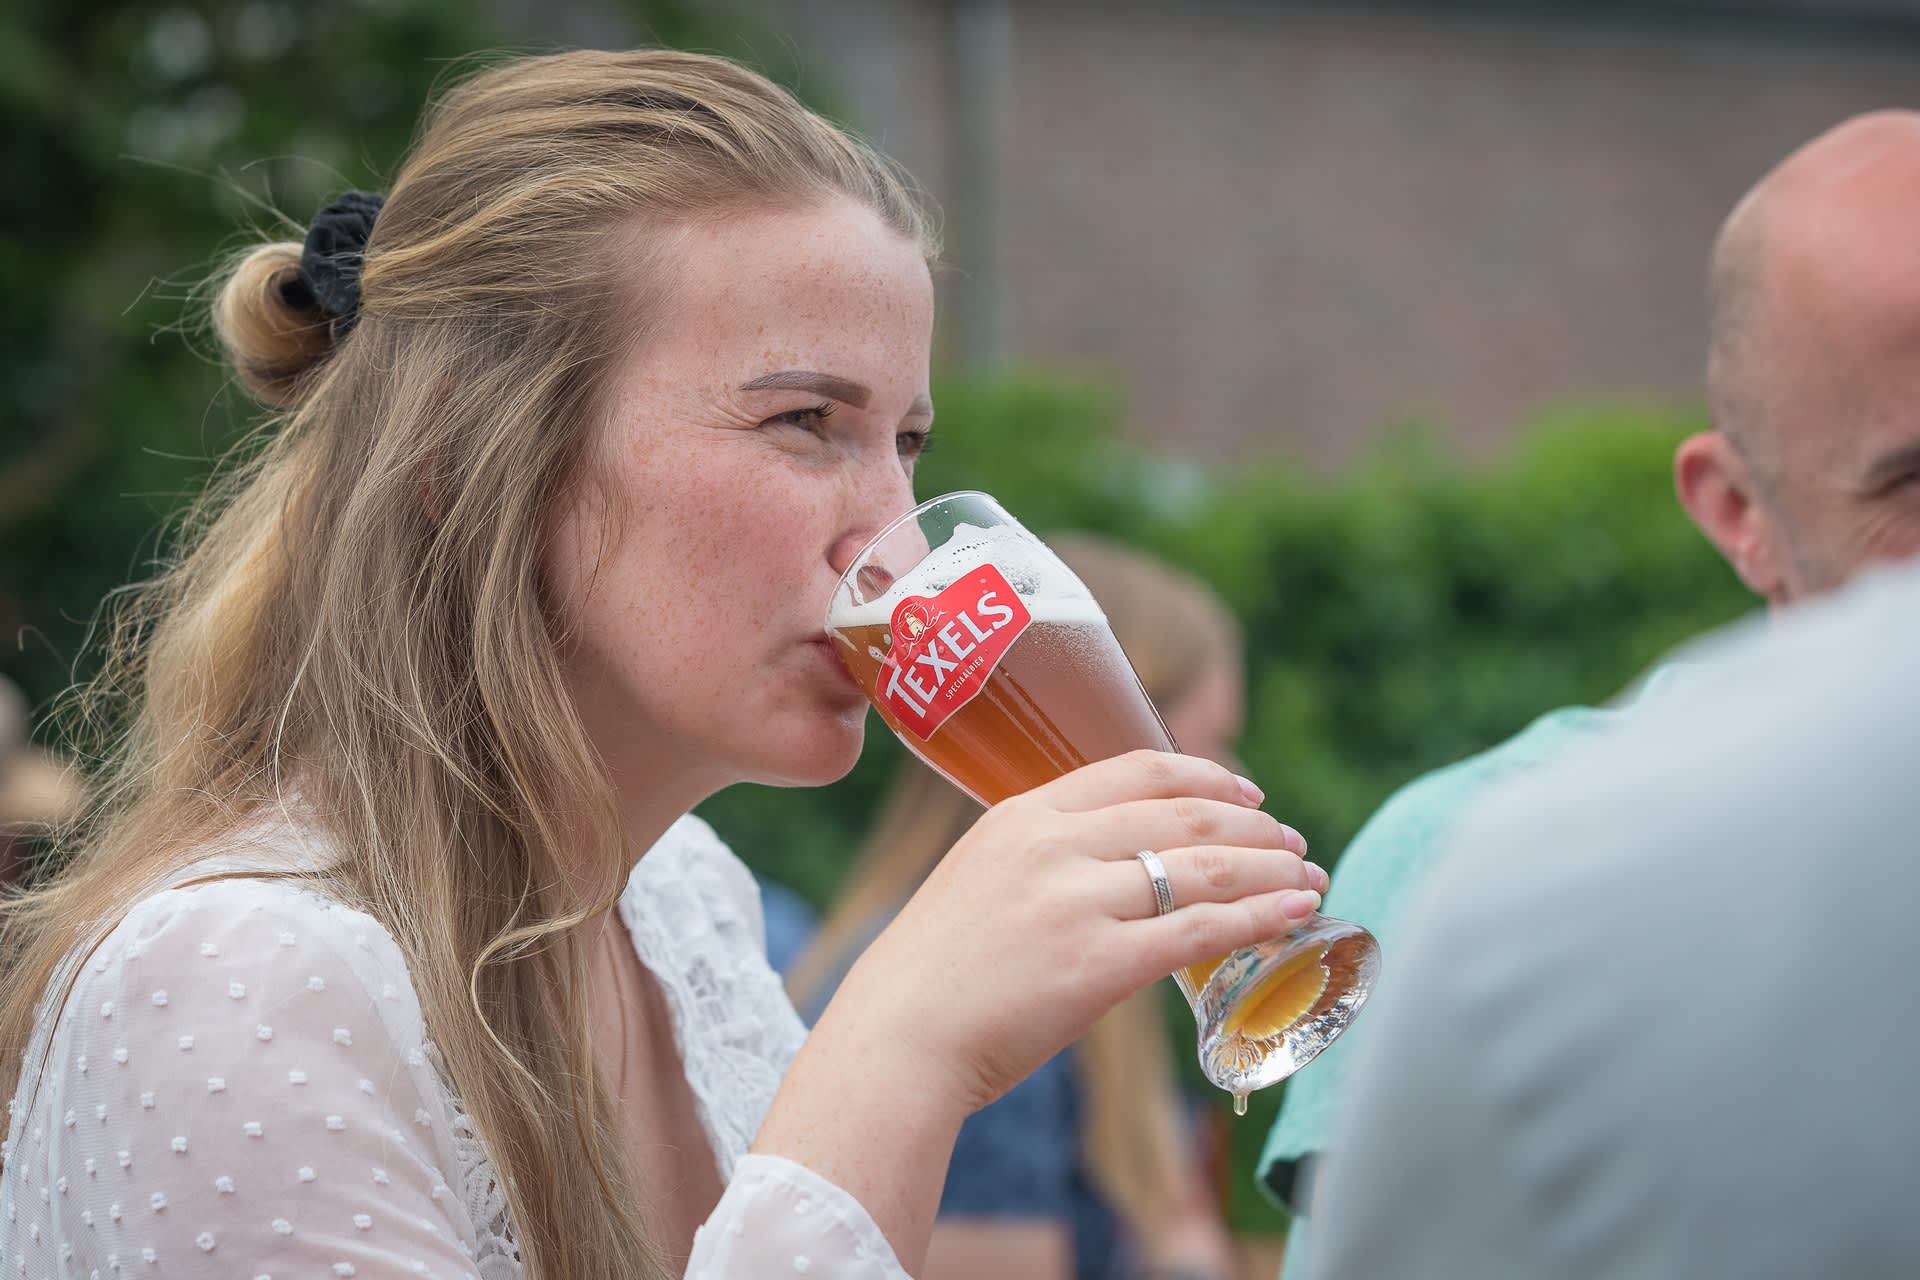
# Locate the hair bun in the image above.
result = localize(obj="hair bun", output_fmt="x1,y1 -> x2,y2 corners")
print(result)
214,242 -> 336,408
215,192 -> 384,407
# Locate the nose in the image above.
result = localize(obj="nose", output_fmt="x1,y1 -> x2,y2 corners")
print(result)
826,465 -> 918,583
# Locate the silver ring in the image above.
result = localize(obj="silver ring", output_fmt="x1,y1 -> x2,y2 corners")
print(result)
1136,849 -> 1175,917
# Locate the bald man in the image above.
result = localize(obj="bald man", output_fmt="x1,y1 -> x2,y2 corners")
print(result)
1681,109 -> 1920,602
1258,110 -> 1920,1279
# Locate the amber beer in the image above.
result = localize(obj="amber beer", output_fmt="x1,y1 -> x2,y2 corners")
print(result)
828,608 -> 1171,809
828,573 -> 1256,1001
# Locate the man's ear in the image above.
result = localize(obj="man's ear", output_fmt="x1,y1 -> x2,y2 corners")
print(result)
1674,430 -> 1786,604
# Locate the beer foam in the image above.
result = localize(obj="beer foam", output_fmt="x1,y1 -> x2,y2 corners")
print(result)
833,522 -> 1109,629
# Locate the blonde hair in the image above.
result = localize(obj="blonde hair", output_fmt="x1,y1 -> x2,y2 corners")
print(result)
789,534 -> 1244,1249
0,49 -> 933,1280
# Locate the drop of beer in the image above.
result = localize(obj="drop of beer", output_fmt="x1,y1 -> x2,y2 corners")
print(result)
1232,1091 -> 1248,1117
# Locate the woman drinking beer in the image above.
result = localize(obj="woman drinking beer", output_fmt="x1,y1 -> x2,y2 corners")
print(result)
0,50 -> 1323,1280
792,536 -> 1250,1280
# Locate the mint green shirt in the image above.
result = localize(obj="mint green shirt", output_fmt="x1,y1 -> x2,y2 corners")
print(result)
1261,688 -> 1657,1280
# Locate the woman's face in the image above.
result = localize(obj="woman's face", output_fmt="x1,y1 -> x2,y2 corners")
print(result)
546,197 -> 935,804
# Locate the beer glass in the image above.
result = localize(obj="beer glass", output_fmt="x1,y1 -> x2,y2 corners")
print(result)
825,491 -> 1379,1111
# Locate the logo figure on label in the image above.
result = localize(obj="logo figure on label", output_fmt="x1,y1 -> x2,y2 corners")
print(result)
877,564 -> 1033,740
895,601 -> 934,643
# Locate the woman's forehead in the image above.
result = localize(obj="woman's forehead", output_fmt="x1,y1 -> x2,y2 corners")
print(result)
625,201 -> 933,391
670,202 -> 929,324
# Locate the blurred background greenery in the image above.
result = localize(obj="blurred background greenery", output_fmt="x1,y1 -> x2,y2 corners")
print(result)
1,0 -> 1810,1240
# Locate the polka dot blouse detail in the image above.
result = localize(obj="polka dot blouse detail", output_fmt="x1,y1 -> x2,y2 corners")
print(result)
1,817 -> 904,1277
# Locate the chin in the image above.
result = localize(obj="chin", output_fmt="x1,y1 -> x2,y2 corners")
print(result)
740,712 -> 868,788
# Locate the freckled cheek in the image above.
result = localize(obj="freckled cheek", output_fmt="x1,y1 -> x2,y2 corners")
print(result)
639,493 -> 828,663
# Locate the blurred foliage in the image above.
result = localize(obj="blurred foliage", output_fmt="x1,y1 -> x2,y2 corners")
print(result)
697,382 -> 1756,1230
2,0 -> 1755,1242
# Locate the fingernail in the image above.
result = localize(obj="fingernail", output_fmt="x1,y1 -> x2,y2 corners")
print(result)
1235,775 -> 1265,806
1281,889 -> 1321,920
1280,823 -> 1308,856
1305,861 -> 1330,893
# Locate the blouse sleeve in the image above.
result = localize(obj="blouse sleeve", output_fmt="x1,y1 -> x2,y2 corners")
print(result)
13,869 -> 909,1280
668,817 -> 910,1278
27,879 -> 485,1279
688,1154 -> 909,1279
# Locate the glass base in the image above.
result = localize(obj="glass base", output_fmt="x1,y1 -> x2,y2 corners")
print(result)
1191,914 -> 1380,1104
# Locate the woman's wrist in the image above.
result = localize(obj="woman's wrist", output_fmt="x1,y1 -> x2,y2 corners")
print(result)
813,930 -> 993,1119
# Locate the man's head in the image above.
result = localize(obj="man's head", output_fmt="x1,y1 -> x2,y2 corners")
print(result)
1678,110 -> 1920,608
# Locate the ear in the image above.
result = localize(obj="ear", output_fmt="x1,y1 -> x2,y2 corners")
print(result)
1674,431 -> 1786,604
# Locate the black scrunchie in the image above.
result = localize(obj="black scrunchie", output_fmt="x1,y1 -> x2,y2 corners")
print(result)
280,190 -> 384,337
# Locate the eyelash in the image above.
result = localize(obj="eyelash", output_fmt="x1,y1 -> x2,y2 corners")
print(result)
769,402 -> 836,430
766,402 -> 935,461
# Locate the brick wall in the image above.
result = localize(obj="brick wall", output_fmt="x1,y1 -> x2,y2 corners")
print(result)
771,0 -> 1920,466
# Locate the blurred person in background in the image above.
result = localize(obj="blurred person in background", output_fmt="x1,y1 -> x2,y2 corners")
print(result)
1261,107 -> 1920,1277
754,870 -> 820,977
790,535 -> 1252,1280
0,674 -> 83,887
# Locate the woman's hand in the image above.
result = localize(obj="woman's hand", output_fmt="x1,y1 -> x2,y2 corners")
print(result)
753,751 -> 1322,1270
838,749 -> 1323,1115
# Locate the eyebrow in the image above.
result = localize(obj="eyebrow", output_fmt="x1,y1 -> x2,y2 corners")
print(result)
740,369 -> 933,418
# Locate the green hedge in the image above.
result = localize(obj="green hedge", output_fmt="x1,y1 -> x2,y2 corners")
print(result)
696,376 -> 1756,1231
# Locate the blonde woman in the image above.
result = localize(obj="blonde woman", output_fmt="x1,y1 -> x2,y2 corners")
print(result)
0,50 -> 1326,1280
791,537 -> 1249,1280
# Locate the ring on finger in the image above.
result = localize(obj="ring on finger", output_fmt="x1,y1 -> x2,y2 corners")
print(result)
1136,849 -> 1176,917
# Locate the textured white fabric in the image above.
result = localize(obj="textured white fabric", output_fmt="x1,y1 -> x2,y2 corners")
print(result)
1,815 -> 910,1279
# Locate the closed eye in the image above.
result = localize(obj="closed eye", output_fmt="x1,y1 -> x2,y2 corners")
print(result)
765,402 -> 836,432
899,429 -> 934,461
1863,467 -> 1920,500
1861,442 -> 1920,497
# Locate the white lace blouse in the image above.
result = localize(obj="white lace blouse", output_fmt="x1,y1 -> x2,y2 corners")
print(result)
0,815 -> 907,1279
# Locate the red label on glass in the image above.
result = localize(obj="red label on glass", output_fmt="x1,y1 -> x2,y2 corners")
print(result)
877,563 -> 1032,741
